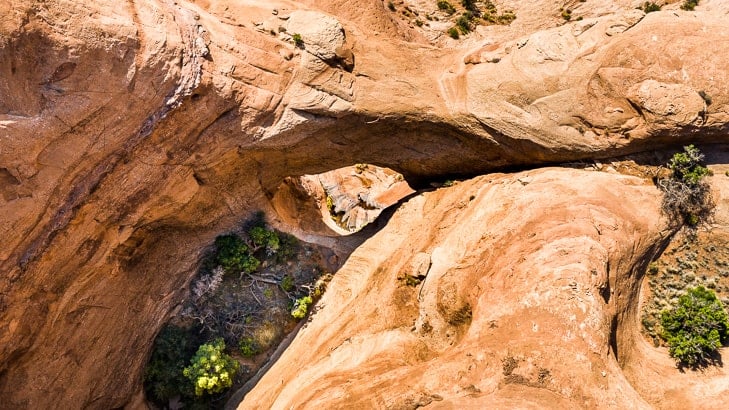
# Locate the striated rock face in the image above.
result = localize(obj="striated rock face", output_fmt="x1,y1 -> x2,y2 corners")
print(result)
1,0 -> 729,408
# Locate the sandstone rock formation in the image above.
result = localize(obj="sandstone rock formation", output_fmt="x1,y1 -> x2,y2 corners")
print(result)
242,167 -> 729,409
1,0 -> 729,408
240,169 -> 645,408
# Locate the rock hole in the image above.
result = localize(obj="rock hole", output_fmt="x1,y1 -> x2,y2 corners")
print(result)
271,163 -> 414,236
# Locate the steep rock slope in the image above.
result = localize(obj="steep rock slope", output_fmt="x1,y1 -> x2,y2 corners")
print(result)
1,0 -> 729,408
240,168 -> 728,408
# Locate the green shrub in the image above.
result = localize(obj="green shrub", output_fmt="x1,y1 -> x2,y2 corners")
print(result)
183,339 -> 239,396
681,0 -> 699,11
661,286 -> 729,367
447,27 -> 460,39
291,296 -> 313,319
238,337 -> 260,357
276,232 -> 299,262
437,0 -> 456,15
388,1 -> 396,11
456,13 -> 472,33
292,33 -> 304,47
461,0 -> 477,11
658,145 -> 714,227
497,10 -> 517,24
642,2 -> 661,12
249,226 -> 280,255
214,234 -> 260,275
669,145 -> 710,186
144,325 -> 200,404
281,275 -> 295,292
560,8 -> 572,21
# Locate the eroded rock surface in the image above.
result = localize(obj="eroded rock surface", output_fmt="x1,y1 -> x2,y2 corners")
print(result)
240,169 -> 676,408
1,0 -> 729,408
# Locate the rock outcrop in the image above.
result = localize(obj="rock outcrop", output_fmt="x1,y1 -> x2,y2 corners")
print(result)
241,167 -> 729,409
1,0 -> 729,408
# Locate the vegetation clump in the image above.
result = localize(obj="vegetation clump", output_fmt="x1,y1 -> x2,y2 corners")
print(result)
560,8 -> 572,21
145,212 -> 328,408
292,33 -> 304,48
441,0 -> 515,40
660,286 -> 729,367
249,225 -> 280,256
456,12 -> 473,34
183,339 -> 240,396
281,275 -> 295,292
642,2 -> 661,13
143,325 -> 201,405
437,0 -> 456,15
238,337 -> 261,357
291,296 -> 313,319
214,234 -> 260,276
657,145 -> 714,227
681,0 -> 699,11
461,0 -> 477,12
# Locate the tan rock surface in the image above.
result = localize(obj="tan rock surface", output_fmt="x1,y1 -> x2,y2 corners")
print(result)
239,168 -> 679,408
1,0 -> 729,408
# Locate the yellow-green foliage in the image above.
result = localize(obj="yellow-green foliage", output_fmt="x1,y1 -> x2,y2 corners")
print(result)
249,226 -> 280,254
183,339 -> 239,396
281,275 -> 295,292
291,296 -> 313,319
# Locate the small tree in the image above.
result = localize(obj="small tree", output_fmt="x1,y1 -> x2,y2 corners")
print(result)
668,144 -> 710,185
661,286 -> 729,367
214,234 -> 260,275
657,145 -> 714,227
183,339 -> 239,396
249,226 -> 280,256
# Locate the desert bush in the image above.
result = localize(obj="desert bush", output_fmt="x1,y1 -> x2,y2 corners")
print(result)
447,27 -> 460,39
276,232 -> 300,262
560,8 -> 572,21
496,10 -> 516,24
238,337 -> 260,357
183,339 -> 239,396
214,234 -> 260,275
661,286 -> 729,367
249,226 -> 280,256
291,296 -> 313,319
281,275 -> 295,292
456,13 -> 472,33
461,0 -> 477,12
681,0 -> 699,11
292,33 -> 303,47
669,145 -> 710,185
437,0 -> 456,15
657,145 -> 714,227
144,325 -> 201,404
642,2 -> 661,12
698,90 -> 712,106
